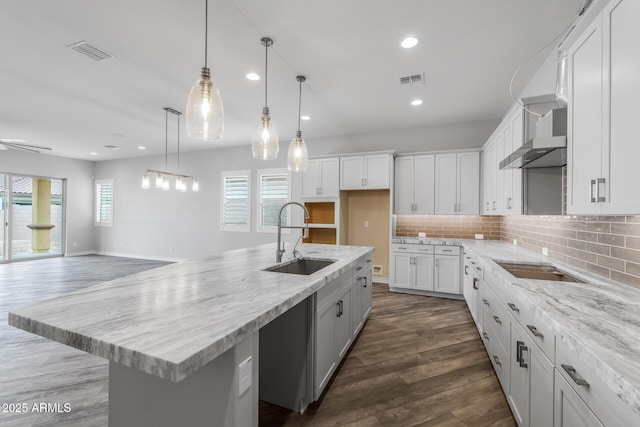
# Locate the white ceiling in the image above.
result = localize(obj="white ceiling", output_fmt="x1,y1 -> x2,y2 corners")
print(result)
0,0 -> 582,161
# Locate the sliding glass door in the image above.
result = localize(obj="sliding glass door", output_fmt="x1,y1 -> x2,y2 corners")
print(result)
1,173 -> 65,262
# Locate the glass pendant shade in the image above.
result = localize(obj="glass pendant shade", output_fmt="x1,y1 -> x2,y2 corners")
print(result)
163,179 -> 170,191
192,179 -> 199,192
186,67 -> 224,141
288,133 -> 308,172
142,174 -> 150,189
156,173 -> 164,189
251,108 -> 279,160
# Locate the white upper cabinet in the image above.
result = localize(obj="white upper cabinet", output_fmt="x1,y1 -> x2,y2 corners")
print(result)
394,155 -> 435,214
482,104 -> 523,215
435,152 -> 480,215
340,154 -> 391,190
567,0 -> 640,214
301,157 -> 339,198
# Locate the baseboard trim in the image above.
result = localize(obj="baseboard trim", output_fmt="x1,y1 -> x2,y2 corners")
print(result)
66,250 -> 97,257
389,286 -> 464,300
372,276 -> 389,285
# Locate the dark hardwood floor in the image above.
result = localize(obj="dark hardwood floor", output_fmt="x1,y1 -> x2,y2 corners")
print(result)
260,286 -> 516,427
1,256 -> 515,426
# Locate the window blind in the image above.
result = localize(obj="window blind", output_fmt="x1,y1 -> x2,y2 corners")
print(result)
260,173 -> 289,227
223,175 -> 249,227
95,181 -> 113,225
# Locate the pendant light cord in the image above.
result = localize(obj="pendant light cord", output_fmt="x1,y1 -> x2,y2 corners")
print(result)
297,80 -> 302,132
177,114 -> 180,171
264,42 -> 268,108
165,109 -> 168,170
204,0 -> 208,68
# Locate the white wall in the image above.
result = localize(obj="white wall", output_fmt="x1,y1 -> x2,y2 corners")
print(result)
0,150 -> 95,255
93,120 -> 497,260
305,119 -> 499,156
93,145 -> 299,260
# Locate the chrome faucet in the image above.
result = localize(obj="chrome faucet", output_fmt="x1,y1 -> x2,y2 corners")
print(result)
276,202 -> 310,263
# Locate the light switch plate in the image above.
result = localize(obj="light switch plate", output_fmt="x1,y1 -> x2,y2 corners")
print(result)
475,234 -> 484,240
238,356 -> 252,396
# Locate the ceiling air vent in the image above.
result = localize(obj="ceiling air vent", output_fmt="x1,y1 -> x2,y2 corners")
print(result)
67,41 -> 113,61
399,73 -> 425,86
104,145 -> 120,150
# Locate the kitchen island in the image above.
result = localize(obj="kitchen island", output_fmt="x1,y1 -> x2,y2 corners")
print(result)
8,243 -> 374,426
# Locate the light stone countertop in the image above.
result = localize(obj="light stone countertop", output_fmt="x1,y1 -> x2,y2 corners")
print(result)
462,240 -> 640,416
8,243 -> 373,383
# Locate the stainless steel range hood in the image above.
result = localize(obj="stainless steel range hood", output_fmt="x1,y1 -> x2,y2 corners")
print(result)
500,94 -> 567,169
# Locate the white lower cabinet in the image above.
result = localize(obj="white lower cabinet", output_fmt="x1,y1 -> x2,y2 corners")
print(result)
315,254 -> 372,400
434,252 -> 460,294
508,320 -> 554,427
462,254 -> 482,327
390,244 -> 435,291
466,246 -> 640,427
554,371 -> 603,427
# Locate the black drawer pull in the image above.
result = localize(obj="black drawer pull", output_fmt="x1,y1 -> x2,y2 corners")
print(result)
527,324 -> 544,339
507,302 -> 520,313
492,315 -> 502,325
561,364 -> 590,387
482,299 -> 489,306
482,332 -> 489,340
493,355 -> 502,366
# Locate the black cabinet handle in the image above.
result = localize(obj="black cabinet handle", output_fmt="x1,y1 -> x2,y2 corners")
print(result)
493,355 -> 502,366
483,299 -> 489,306
482,332 -> 489,340
493,315 -> 502,325
527,324 -> 544,339
363,277 -> 368,288
561,364 -> 590,387
507,302 -> 520,313
516,341 -> 528,368
473,277 -> 479,290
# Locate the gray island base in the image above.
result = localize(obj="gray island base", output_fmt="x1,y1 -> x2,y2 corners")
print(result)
9,243 -> 374,426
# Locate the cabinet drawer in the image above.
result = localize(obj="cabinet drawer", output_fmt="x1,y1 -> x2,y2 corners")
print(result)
502,293 -> 555,362
486,325 -> 509,390
482,283 -> 509,355
556,334 -> 639,427
435,245 -> 460,256
391,244 -> 434,254
353,253 -> 374,276
317,269 -> 352,308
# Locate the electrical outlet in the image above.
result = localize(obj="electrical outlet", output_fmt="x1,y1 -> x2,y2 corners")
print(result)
475,234 -> 484,240
238,356 -> 252,396
418,232 -> 426,238
542,247 -> 548,256
364,221 -> 369,228
513,239 -> 517,246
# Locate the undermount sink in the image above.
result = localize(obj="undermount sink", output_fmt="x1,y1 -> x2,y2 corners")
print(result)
264,258 -> 335,275
495,261 -> 586,283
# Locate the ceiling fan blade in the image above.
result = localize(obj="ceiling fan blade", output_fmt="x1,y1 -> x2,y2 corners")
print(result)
0,138 -> 28,144
1,142 -> 45,153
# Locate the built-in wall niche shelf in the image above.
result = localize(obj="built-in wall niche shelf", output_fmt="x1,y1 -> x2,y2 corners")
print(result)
303,228 -> 336,245
303,201 -> 337,244
304,201 -> 335,225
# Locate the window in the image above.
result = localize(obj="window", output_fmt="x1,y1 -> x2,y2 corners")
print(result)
95,179 -> 113,227
257,169 -> 290,233
221,170 -> 251,232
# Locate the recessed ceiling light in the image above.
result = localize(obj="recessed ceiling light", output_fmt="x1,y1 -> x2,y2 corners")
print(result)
246,73 -> 260,81
411,99 -> 423,106
89,152 -> 98,156
401,37 -> 419,49
300,115 -> 311,121
137,146 -> 146,150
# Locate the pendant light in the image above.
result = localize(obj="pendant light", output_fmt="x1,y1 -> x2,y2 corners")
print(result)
185,0 -> 224,141
288,75 -> 309,172
142,108 -> 199,192
251,37 -> 279,160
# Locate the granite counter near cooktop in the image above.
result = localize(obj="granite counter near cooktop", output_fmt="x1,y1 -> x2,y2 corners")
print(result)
462,240 -> 640,416
8,243 -> 373,383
